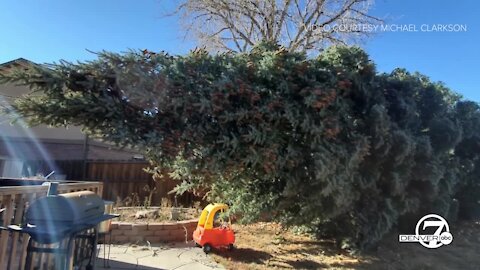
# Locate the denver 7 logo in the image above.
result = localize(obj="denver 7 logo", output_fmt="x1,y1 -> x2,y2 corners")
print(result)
414,214 -> 453,249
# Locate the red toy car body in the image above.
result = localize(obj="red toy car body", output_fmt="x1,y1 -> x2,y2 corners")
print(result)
193,203 -> 235,253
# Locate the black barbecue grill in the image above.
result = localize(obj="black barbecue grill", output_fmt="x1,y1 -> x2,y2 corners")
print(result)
0,183 -> 118,270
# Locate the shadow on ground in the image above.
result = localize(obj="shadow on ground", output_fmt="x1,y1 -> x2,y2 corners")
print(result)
214,247 -> 272,264
210,221 -> 480,269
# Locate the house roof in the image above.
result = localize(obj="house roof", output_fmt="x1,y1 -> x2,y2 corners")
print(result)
0,137 -> 142,161
0,58 -> 35,67
0,58 -> 36,73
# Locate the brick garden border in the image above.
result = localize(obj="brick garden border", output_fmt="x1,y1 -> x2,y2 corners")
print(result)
109,219 -> 198,244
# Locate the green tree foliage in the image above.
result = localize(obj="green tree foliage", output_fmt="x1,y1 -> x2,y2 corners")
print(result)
2,44 -> 480,249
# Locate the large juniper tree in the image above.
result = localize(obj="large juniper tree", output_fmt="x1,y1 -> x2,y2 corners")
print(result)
1,44 -> 479,249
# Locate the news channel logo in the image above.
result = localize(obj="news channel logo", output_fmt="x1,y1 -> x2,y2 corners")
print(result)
399,214 -> 453,249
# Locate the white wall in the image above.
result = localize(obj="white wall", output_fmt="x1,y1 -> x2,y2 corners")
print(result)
0,83 -> 86,140
1,159 -> 24,178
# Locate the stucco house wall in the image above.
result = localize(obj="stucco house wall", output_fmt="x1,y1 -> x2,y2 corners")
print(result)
0,58 -> 142,179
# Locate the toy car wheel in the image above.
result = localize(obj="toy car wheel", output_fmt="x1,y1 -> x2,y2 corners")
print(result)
227,244 -> 234,251
203,244 -> 212,254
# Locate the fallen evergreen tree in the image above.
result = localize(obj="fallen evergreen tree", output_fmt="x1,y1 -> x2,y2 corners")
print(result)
2,43 -> 480,249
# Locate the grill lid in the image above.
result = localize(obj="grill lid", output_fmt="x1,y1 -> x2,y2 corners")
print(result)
25,190 -> 105,226
1,187 -> 119,244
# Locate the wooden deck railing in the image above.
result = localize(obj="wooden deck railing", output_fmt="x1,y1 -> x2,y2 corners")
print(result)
0,179 -> 103,270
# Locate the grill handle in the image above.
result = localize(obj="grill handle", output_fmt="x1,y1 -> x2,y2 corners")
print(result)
42,182 -> 59,196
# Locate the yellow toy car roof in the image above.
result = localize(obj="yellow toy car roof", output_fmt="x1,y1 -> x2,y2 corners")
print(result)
197,203 -> 229,229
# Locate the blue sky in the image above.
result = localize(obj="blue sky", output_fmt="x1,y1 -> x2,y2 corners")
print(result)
0,0 -> 478,101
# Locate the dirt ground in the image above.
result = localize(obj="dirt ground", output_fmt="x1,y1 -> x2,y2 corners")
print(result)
114,207 -> 199,223
210,221 -> 480,270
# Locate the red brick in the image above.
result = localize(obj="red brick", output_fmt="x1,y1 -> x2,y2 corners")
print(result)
177,220 -> 196,227
123,229 -> 153,237
138,230 -> 155,237
145,236 -> 162,243
118,223 -> 132,230
110,223 -> 119,230
147,224 -> 166,231
153,230 -> 171,238
128,235 -> 145,243
169,233 -> 186,242
131,224 -> 148,234
123,230 -> 139,236
111,229 -> 124,236
170,235 -> 185,242
171,228 -> 186,235
158,224 -> 171,230
107,221 -> 199,244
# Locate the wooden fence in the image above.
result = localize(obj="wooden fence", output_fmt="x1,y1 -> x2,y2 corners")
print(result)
0,179 -> 103,270
24,160 -> 200,207
86,161 -> 198,206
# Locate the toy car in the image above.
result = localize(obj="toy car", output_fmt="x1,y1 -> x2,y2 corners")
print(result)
193,203 -> 235,253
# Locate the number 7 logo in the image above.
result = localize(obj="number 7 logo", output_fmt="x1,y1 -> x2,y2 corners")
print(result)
415,214 -> 452,249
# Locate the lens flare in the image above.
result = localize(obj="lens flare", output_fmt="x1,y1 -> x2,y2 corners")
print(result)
0,95 -> 59,178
